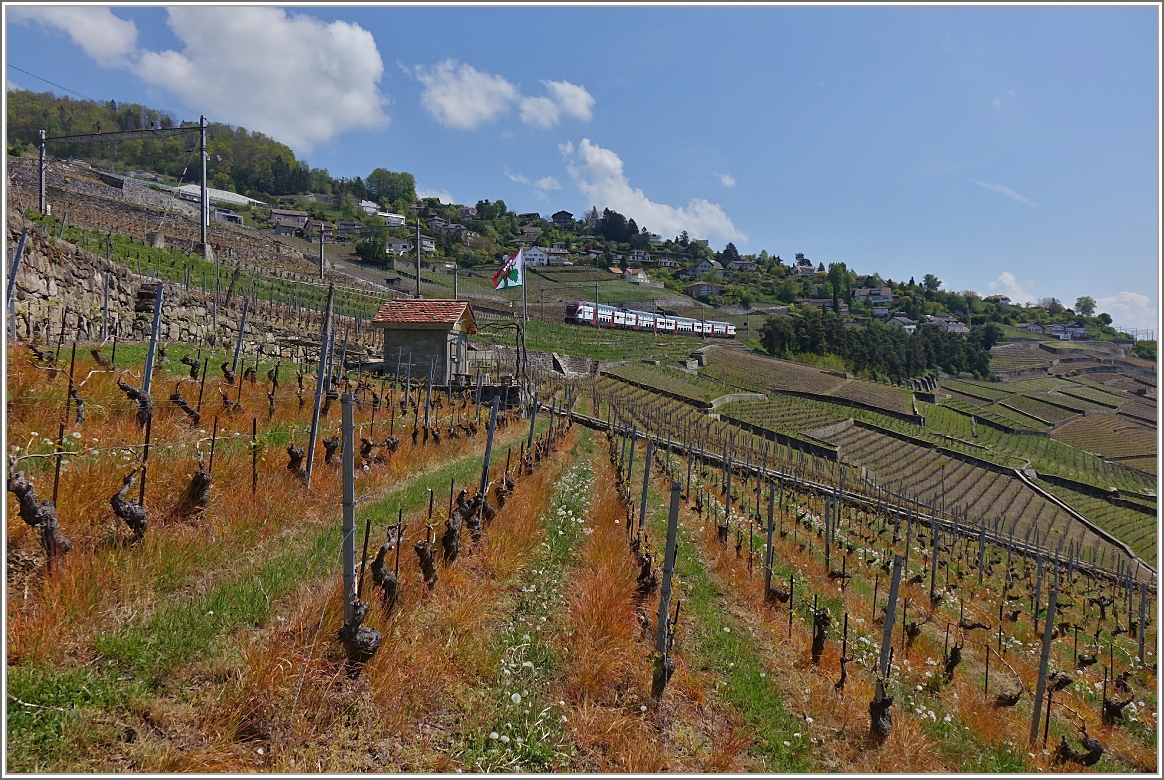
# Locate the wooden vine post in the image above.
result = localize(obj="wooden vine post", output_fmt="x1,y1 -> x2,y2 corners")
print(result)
341,393 -> 357,625
652,480 -> 682,699
304,283 -> 335,488
638,439 -> 654,538
870,554 -> 903,739
1029,588 -> 1058,745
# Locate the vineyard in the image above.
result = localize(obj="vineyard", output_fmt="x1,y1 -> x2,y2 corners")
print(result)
602,362 -> 736,404
988,344 -> 1054,374
6,169 -> 1160,772
1051,416 -> 1158,468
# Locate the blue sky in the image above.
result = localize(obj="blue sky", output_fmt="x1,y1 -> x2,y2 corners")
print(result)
5,4 -> 1161,330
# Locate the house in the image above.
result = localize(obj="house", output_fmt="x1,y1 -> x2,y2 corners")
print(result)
269,208 -> 309,232
929,316 -> 969,334
855,287 -> 894,304
386,240 -> 412,257
517,212 -> 541,221
304,219 -> 336,238
458,206 -> 478,220
545,247 -> 570,266
370,299 -> 477,385
871,306 -> 890,318
1065,321 -> 1089,339
420,236 -> 436,255
685,281 -> 723,299
984,294 -> 1012,306
425,215 -> 449,232
798,298 -> 849,317
691,258 -> 724,278
608,266 -> 624,276
789,257 -> 819,277
520,225 -> 543,239
214,208 -> 244,226
625,268 -> 651,284
551,210 -> 573,227
378,212 -> 406,227
1015,322 -> 1044,334
552,241 -> 568,250
692,239 -> 710,248
654,256 -> 681,270
522,246 -> 550,267
648,233 -> 664,246
359,199 -> 380,215
727,259 -> 759,272
887,315 -> 917,333
587,249 -> 604,261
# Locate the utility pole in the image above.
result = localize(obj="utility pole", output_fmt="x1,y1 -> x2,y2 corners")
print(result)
416,218 -> 422,298
38,129 -> 46,214
199,115 -> 208,249
318,227 -> 324,280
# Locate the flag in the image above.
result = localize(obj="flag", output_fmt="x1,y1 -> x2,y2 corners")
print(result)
493,248 -> 524,289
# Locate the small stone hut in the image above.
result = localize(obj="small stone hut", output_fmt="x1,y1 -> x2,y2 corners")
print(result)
369,299 -> 477,385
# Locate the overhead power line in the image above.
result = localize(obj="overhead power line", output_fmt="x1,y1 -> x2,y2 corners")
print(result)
7,64 -> 99,103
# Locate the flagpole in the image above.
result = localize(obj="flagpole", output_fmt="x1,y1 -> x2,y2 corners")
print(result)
520,249 -> 529,396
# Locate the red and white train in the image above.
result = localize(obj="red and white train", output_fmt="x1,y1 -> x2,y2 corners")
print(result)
564,301 -> 736,338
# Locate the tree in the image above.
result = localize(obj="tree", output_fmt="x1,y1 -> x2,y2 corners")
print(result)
1074,296 -> 1096,317
678,230 -> 689,246
922,274 -> 942,292
1038,297 -> 1064,314
1097,312 -> 1113,326
722,242 -> 741,262
827,262 -> 848,315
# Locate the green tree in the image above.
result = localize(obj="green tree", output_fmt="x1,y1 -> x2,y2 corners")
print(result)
1074,296 -> 1096,317
827,262 -> 849,315
1097,312 -> 1113,326
922,274 -> 942,292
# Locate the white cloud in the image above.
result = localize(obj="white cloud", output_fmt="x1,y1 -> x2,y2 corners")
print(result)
132,8 -> 387,152
543,80 -> 594,121
504,169 -> 560,200
504,167 -> 530,185
716,172 -> 736,187
7,79 -> 21,92
417,187 -> 454,204
415,59 -> 517,130
972,179 -> 1039,209
1095,291 -> 1158,332
11,6 -> 138,67
519,80 -> 595,128
988,272 -> 1036,304
561,138 -> 745,244
518,96 -> 560,129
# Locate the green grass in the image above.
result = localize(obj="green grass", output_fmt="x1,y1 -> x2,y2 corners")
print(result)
640,482 -> 813,772
6,420 -> 548,771
478,318 -> 705,363
604,362 -> 736,403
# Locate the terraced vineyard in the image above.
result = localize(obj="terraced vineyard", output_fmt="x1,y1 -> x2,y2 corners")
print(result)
1052,415 -> 1158,464
820,425 -> 1105,552
700,346 -> 847,395
602,362 -> 736,403
717,396 -> 848,439
1038,482 -> 1157,561
1057,382 -> 1129,408
1000,394 -> 1077,425
701,346 -> 915,418
988,343 -> 1053,373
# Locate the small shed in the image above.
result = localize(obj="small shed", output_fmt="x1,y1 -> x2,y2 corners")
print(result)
370,299 -> 477,385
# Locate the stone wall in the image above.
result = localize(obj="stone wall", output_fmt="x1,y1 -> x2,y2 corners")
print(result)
6,213 -> 379,362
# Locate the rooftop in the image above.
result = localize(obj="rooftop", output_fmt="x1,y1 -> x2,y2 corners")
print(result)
370,299 -> 477,333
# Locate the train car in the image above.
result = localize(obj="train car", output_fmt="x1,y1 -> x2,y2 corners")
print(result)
563,301 -> 734,338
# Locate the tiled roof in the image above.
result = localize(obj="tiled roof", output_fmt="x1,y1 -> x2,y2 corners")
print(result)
370,299 -> 476,332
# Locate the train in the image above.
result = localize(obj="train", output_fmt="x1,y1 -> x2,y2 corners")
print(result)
564,301 -> 736,338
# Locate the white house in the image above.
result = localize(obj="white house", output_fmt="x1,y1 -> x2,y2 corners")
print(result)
359,199 -> 379,215
625,268 -> 651,284
855,287 -> 894,304
984,294 -> 1012,307
727,259 -> 759,272
420,236 -> 436,255
546,247 -> 570,266
628,248 -> 651,264
522,246 -> 550,266
378,212 -> 406,227
691,258 -> 724,278
789,257 -> 819,277
385,240 -> 412,256
887,315 -> 917,333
